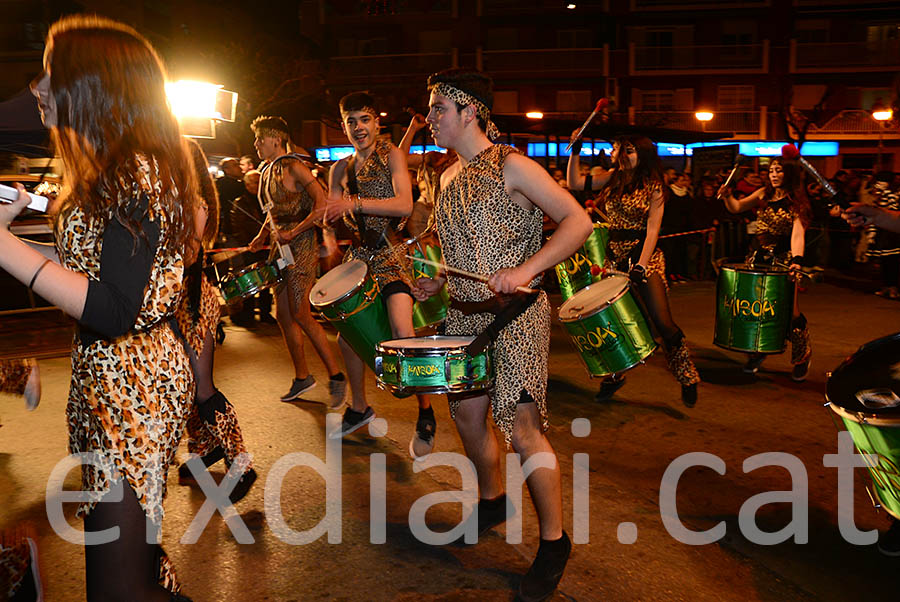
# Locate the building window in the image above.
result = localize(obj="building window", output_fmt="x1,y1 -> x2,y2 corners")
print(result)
557,29 -> 593,49
556,90 -> 592,112
795,19 -> 830,44
717,85 -> 754,111
639,90 -> 675,111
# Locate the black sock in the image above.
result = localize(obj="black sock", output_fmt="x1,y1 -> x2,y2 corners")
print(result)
418,406 -> 434,418
479,493 -> 506,510
330,372 -> 345,381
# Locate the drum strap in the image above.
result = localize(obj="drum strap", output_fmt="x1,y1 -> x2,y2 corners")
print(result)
460,291 -> 540,356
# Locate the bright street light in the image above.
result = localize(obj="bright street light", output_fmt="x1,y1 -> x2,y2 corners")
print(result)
526,111 -> 544,119
694,111 -> 714,122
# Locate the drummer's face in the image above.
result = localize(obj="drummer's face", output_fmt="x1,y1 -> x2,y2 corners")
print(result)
768,162 -> 784,188
612,142 -> 638,169
254,134 -> 279,162
342,110 -> 378,152
426,92 -> 461,149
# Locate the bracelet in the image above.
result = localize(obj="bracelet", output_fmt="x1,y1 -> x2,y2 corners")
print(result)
353,194 -> 363,215
29,258 -> 51,290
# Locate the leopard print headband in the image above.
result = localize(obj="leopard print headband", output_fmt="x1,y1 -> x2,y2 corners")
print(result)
340,106 -> 378,119
430,83 -> 500,140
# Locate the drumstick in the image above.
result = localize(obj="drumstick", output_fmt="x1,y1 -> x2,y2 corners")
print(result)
565,98 -> 609,153
407,255 -> 537,294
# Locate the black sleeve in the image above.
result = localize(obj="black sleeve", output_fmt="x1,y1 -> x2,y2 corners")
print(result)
79,203 -> 161,339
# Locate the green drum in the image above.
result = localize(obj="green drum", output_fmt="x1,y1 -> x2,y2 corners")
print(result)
558,275 -> 657,377
411,242 -> 450,330
714,264 -> 794,353
555,222 -> 609,301
826,333 -> 900,519
375,336 -> 493,395
309,260 -> 392,372
220,261 -> 281,304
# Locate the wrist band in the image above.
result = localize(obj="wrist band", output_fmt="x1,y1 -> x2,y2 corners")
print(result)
29,258 -> 51,290
354,195 -> 363,214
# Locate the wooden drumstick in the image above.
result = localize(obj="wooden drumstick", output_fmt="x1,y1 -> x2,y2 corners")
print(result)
407,255 -> 537,294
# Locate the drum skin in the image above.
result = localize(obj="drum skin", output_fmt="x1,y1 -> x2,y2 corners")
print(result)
559,277 -> 657,377
310,262 -> 392,372
375,336 -> 493,394
556,223 -> 609,301
411,243 -> 450,330
826,332 -> 900,519
714,264 -> 793,353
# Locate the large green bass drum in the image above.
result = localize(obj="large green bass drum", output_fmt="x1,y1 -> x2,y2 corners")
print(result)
714,264 -> 794,354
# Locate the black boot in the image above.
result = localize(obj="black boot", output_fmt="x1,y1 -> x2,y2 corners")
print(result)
516,531 -> 572,602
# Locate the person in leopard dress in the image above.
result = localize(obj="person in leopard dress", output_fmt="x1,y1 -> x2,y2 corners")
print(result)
719,157 -> 813,381
1,15 -> 197,600
324,92 -> 437,459
416,69 -> 592,602
568,135 -> 702,406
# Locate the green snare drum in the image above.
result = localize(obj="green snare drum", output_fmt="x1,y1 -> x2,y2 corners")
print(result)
555,222 -> 609,301
411,242 -> 450,330
558,275 -> 657,377
220,261 -> 281,304
826,333 -> 900,519
309,260 -> 392,372
375,336 -> 493,395
714,264 -> 794,353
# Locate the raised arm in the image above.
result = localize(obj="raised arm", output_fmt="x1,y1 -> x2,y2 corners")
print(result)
399,114 -> 428,169
489,153 -> 592,293
719,184 -> 765,214
566,130 -> 614,192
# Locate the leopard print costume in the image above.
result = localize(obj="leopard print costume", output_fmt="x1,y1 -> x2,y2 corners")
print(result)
0,536 -> 30,599
261,155 -> 319,309
0,359 -> 32,397
56,160 -> 193,528
174,275 -> 252,468
341,139 -> 413,290
436,144 -> 550,446
600,180 -> 666,280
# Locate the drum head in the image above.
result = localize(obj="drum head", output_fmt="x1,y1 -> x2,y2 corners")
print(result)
827,332 -> 900,420
558,275 -> 629,321
380,335 -> 474,350
309,260 -> 368,306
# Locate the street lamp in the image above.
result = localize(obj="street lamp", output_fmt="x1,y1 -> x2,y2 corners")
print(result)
695,110 -> 714,133
872,102 -> 892,170
526,111 -> 544,119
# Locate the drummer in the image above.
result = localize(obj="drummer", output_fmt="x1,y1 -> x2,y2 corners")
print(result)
718,157 -> 813,381
416,68 -> 591,601
324,92 -> 438,459
247,116 -> 347,406
567,134 -> 701,406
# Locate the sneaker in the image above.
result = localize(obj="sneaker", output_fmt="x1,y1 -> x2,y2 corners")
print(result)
228,468 -> 258,505
791,358 -> 811,383
743,353 -> 766,374
681,383 -> 698,408
409,411 -> 436,461
877,520 -> 900,557
328,406 -> 376,439
516,531 -> 572,602
328,376 -> 347,410
280,376 -> 316,402
595,374 -> 626,402
178,447 -> 225,484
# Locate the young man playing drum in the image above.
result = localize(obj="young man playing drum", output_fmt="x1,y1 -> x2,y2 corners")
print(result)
247,115 -> 347,406
324,92 -> 438,459
416,69 -> 592,602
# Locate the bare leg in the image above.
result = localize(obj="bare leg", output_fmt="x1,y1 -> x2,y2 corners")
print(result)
275,285 -> 309,380
510,403 -> 563,540
385,292 -> 431,411
292,284 -> 342,377
339,336 -> 368,412
453,394 -> 504,499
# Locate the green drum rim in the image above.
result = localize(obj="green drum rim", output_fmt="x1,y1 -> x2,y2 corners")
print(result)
374,336 -> 494,394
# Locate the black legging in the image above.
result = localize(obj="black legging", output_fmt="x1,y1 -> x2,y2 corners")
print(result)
634,271 -> 685,350
83,481 -> 172,601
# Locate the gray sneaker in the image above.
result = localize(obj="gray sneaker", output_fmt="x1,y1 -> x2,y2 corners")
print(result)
328,406 -> 375,439
281,376 -> 316,402
328,377 -> 347,409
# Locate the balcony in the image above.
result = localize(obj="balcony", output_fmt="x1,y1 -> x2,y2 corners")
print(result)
481,47 -> 607,77
631,0 -> 769,9
798,110 -> 900,140
629,41 -> 768,75
791,39 -> 900,73
327,52 -> 455,85
632,110 -> 762,135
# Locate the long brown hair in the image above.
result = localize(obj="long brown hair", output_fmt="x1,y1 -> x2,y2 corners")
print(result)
605,135 -> 665,199
762,158 -> 812,228
45,15 -> 196,252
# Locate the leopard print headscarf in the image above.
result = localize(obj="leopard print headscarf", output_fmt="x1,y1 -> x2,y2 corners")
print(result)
340,106 -> 378,119
430,83 -> 500,141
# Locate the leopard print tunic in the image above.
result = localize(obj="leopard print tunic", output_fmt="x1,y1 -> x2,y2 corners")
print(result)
0,535 -> 30,598
261,156 -> 319,308
600,180 -> 666,279
341,139 -> 413,291
175,275 -> 251,468
436,144 -> 550,445
753,197 -> 796,264
56,162 -> 192,526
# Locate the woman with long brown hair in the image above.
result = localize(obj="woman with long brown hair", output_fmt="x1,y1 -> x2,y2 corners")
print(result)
567,134 -> 701,406
0,15 -> 196,600
719,157 -> 813,380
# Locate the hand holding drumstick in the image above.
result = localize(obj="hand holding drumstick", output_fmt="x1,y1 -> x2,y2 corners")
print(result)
408,255 -> 537,295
